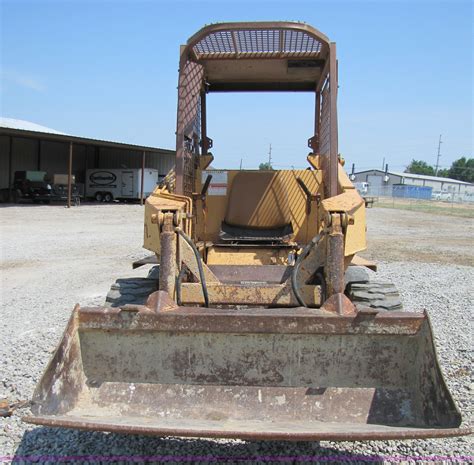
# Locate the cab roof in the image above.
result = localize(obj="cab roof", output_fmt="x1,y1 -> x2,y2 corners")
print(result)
183,22 -> 332,92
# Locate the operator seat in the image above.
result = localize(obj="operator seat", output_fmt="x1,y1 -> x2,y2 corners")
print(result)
219,171 -> 294,243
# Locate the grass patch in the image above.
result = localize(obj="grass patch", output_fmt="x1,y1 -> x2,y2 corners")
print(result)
375,198 -> 474,218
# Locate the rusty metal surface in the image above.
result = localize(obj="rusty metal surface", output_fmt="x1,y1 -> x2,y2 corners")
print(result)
25,305 -> 469,441
25,416 -> 471,442
175,57 -> 203,196
321,293 -> 357,316
325,213 -> 345,300
77,305 -> 426,335
329,42 -> 339,197
158,213 -> 177,298
179,281 -> 321,307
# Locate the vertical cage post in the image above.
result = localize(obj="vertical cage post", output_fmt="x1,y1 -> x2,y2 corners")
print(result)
141,151 -> 146,206
329,42 -> 339,197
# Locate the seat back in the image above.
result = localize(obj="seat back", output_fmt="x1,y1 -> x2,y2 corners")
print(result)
225,171 -> 291,229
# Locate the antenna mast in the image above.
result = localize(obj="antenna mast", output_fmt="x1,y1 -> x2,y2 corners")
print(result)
435,135 -> 442,176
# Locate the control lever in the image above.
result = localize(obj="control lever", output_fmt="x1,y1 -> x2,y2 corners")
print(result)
201,174 -> 213,198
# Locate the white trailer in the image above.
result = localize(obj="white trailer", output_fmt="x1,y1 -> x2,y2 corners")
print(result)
85,168 -> 159,202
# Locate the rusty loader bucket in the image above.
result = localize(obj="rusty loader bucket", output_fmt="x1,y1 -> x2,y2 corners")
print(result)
25,303 -> 468,441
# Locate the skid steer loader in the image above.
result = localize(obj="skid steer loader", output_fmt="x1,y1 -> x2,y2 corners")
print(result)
26,22 -> 469,441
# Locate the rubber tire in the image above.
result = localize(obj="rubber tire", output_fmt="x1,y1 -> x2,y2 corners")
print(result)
105,267 -> 159,307
104,192 -> 113,202
12,190 -> 22,203
95,192 -> 103,202
346,281 -> 403,312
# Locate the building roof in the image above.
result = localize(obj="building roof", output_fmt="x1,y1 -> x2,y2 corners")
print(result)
354,169 -> 472,186
0,117 -> 66,135
0,118 -> 174,154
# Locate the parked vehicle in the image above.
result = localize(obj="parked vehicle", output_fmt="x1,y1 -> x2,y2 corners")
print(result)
11,171 -> 52,203
50,174 -> 81,206
85,168 -> 159,202
354,181 -> 369,195
432,191 -> 453,201
354,182 -> 377,206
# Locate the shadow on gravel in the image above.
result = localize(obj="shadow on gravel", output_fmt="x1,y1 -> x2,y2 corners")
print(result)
12,427 -> 387,464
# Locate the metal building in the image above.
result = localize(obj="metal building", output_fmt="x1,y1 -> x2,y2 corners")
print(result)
0,118 -> 175,204
351,169 -> 473,198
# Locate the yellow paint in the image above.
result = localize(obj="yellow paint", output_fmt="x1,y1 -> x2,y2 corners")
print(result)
143,162 -> 366,263
196,169 -> 323,244
207,246 -> 290,266
143,189 -> 190,255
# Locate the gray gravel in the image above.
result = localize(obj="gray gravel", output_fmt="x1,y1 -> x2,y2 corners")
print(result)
0,204 -> 472,463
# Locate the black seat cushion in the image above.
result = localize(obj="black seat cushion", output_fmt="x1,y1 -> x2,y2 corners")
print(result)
219,221 -> 293,244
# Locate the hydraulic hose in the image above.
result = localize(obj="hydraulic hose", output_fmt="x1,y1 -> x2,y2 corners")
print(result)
175,227 -> 209,307
291,234 -> 322,307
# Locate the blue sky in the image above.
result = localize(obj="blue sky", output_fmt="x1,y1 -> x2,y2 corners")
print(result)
1,0 -> 472,171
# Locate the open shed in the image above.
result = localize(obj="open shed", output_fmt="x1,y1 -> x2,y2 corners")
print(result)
0,118 -> 175,205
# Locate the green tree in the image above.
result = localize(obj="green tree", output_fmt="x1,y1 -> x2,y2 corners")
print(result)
436,168 -> 450,178
447,157 -> 474,183
405,160 -> 435,176
259,162 -> 273,170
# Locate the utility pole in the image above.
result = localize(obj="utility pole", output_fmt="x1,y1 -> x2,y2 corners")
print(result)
435,134 -> 442,176
381,157 -> 385,171
239,158 -> 243,170
268,143 -> 272,167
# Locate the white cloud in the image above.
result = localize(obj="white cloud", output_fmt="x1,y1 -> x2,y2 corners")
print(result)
1,69 -> 45,92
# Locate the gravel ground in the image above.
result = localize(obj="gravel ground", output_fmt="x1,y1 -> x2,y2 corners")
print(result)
0,204 -> 472,464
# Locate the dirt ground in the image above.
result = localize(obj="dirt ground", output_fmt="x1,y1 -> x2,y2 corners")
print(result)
362,207 -> 474,267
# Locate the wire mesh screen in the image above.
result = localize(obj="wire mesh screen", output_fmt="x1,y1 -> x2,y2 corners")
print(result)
319,78 -> 331,157
193,28 -> 323,59
284,30 -> 322,54
175,60 -> 204,196
236,29 -> 279,53
194,31 -> 235,56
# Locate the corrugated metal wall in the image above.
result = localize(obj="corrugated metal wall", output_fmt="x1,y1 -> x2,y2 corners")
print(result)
144,151 -> 175,176
0,133 -> 175,189
40,141 -> 88,182
11,137 -> 38,174
97,148 -> 175,178
0,136 -> 10,188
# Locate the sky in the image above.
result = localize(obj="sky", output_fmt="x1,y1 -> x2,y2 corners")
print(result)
1,0 -> 472,171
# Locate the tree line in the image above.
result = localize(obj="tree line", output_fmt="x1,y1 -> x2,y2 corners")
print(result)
405,157 -> 473,183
